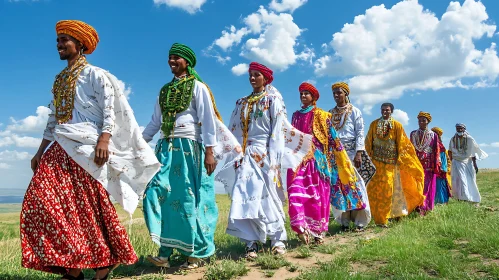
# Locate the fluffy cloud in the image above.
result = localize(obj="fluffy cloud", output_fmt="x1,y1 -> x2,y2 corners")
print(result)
209,6 -> 314,71
116,79 -> 132,99
480,142 -> 499,148
314,0 -> 499,114
153,0 -> 207,14
7,106 -> 50,133
0,150 -> 31,161
0,163 -> 11,169
269,0 -> 308,13
0,133 -> 41,148
391,109 -> 409,126
231,63 -> 249,76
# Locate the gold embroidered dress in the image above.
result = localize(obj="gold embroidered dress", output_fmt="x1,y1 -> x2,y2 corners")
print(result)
365,117 -> 425,225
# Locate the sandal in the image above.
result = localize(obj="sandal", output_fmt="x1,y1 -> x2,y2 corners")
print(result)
298,232 -> 310,245
146,255 -> 170,268
92,264 -> 119,280
61,272 -> 84,280
271,245 -> 286,255
314,236 -> 324,245
180,257 -> 202,270
244,242 -> 259,259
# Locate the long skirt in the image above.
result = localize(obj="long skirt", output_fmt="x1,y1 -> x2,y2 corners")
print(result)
435,177 -> 451,204
143,138 -> 218,259
420,170 -> 437,212
286,159 -> 330,237
21,142 -> 137,274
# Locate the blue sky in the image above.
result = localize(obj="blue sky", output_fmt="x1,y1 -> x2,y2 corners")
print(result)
0,0 -> 498,191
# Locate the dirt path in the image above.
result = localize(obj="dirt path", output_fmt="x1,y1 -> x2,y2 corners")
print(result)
108,229 -> 382,280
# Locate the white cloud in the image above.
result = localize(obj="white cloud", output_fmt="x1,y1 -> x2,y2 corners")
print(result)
479,142 -> 499,148
153,0 -> 207,14
391,109 -> 409,126
0,150 -> 31,161
314,0 -> 499,114
7,106 -> 50,133
489,152 -> 498,156
214,26 -> 250,51
116,79 -> 132,99
209,6 -> 314,71
269,0 -> 308,13
0,163 -> 11,169
0,132 -> 41,148
231,63 -> 249,76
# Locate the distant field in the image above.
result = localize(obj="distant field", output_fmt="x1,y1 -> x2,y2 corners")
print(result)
0,172 -> 498,279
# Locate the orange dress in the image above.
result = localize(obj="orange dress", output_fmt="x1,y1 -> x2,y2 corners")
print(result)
365,118 -> 425,225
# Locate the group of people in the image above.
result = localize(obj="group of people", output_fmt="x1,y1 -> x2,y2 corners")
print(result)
19,20 -> 489,280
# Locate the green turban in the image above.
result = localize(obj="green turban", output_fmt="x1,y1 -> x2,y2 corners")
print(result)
169,43 -> 202,82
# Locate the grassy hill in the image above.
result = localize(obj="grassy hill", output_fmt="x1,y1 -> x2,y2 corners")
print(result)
0,172 -> 498,279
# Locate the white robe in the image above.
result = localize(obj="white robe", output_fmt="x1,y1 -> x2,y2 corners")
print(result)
216,85 -> 313,243
329,104 -> 371,227
448,133 -> 488,203
44,64 -> 161,214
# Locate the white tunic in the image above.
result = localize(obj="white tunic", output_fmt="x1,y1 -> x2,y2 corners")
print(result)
44,64 -> 161,214
216,85 -> 313,243
142,80 -> 217,146
448,133 -> 488,202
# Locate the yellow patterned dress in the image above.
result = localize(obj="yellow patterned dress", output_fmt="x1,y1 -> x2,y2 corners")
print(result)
365,118 -> 425,225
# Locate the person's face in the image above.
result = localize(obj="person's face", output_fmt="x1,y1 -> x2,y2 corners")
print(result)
57,34 -> 80,60
300,90 -> 314,106
168,55 -> 188,76
333,87 -> 347,105
418,117 -> 429,130
249,70 -> 266,90
381,105 -> 392,119
456,126 -> 466,133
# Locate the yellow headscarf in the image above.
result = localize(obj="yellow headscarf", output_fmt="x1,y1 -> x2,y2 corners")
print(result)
332,82 -> 350,94
56,20 -> 99,54
431,127 -> 443,137
417,111 -> 432,123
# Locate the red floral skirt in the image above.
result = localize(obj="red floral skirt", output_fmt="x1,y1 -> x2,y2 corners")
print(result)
20,142 -> 138,274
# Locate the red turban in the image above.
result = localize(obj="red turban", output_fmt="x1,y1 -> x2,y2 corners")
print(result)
299,82 -> 319,100
249,62 -> 273,85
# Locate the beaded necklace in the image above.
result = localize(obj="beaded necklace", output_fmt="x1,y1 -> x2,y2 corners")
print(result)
53,55 -> 88,124
376,116 -> 394,138
240,90 -> 267,152
330,103 -> 353,130
412,129 -> 432,152
453,134 -> 468,153
159,75 -> 196,137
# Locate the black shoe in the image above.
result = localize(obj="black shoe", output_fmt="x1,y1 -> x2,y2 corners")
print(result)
61,272 -> 84,280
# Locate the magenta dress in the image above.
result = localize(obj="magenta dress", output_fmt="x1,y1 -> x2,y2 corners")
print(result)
410,129 -> 441,213
286,108 -> 331,237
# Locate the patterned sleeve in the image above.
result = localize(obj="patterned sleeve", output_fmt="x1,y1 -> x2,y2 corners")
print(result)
42,100 -> 57,141
268,95 -> 287,169
194,82 -> 217,147
354,109 -> 366,151
364,121 -> 375,158
142,96 -> 161,143
92,69 -> 116,135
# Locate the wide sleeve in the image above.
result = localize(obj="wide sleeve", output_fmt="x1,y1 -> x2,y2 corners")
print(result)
195,82 -> 217,147
142,96 -> 162,143
433,134 -> 441,173
268,95 -> 287,169
395,122 -> 424,182
354,109 -> 366,152
329,120 -> 358,185
43,100 -> 57,141
92,70 -> 116,135
365,121 -> 375,158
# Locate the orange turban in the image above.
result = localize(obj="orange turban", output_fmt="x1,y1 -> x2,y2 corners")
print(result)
332,82 -> 350,94
417,111 -> 432,122
56,20 -> 99,54
431,127 -> 443,137
299,82 -> 319,100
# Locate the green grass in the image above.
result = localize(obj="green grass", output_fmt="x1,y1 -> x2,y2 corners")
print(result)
0,172 -> 498,279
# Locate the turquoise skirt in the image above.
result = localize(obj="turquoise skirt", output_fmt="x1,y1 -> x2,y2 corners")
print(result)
143,138 -> 218,258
